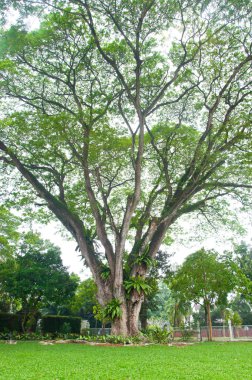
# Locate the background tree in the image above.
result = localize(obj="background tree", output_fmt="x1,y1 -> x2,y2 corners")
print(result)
0,207 -> 20,261
0,207 -> 21,311
168,291 -> 192,328
0,0 -> 251,335
69,278 -> 100,327
139,250 -> 173,329
0,233 -> 78,331
41,273 -> 80,317
170,249 -> 236,340
233,243 -> 252,280
229,296 -> 252,325
224,242 -> 252,303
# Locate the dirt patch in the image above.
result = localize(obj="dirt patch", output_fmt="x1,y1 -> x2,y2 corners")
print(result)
38,339 -> 196,347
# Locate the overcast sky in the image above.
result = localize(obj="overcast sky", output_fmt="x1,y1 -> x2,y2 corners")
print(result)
35,214 -> 251,279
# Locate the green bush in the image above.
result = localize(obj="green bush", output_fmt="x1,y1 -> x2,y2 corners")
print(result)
0,331 -> 46,340
144,326 -> 171,343
78,334 -> 133,344
0,313 -> 22,333
179,325 -> 194,341
41,315 -> 81,334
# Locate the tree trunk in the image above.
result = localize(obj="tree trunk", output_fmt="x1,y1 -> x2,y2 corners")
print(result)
139,301 -> 148,330
140,316 -> 148,330
111,302 -> 128,336
206,302 -> 213,341
110,296 -> 143,336
204,304 -> 209,340
127,297 -> 143,335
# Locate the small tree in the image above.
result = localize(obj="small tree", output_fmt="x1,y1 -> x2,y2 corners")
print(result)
170,249 -> 236,341
70,278 -> 97,317
139,250 -> 173,329
0,233 -> 78,332
231,243 -> 252,303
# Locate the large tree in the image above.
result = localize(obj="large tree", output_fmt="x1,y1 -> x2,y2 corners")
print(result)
0,0 -> 251,335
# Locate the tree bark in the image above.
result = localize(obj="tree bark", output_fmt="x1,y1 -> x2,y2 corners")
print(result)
110,296 -> 144,336
127,297 -> 143,336
206,302 -> 213,341
111,302 -> 128,336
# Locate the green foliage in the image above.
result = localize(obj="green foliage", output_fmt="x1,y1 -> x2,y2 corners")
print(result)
124,276 -> 153,295
144,326 -> 171,343
104,299 -> 122,320
231,312 -> 243,327
100,265 -> 111,281
170,249 -> 236,307
224,243 -> 252,303
79,333 -> 143,345
93,304 -> 109,325
0,233 -> 78,330
179,324 -> 194,342
69,278 -> 97,316
224,309 -> 243,327
229,296 -> 252,325
233,242 -> 252,281
133,249 -> 154,268
0,331 -> 81,341
41,315 -> 81,334
0,207 -> 20,260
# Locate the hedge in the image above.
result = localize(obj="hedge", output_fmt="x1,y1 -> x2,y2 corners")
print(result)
41,315 -> 81,334
0,313 -> 23,333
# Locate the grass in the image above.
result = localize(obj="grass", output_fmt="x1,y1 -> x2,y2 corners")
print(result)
0,342 -> 252,379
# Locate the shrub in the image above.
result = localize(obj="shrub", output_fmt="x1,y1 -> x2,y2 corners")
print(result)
41,315 -> 81,334
145,326 -> 171,343
180,325 -> 194,341
0,331 -> 48,340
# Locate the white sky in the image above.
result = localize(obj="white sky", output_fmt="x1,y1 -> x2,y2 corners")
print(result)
34,214 -> 251,279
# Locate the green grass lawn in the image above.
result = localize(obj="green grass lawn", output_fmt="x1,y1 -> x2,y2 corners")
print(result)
0,341 -> 252,380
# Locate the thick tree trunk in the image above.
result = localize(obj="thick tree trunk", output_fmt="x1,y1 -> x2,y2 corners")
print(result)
111,302 -> 128,336
127,298 -> 143,335
110,297 -> 143,336
140,316 -> 148,330
139,301 -> 148,330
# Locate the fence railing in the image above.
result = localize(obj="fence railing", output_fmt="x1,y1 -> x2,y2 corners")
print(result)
82,328 -> 111,336
172,325 -> 252,341
82,325 -> 252,341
